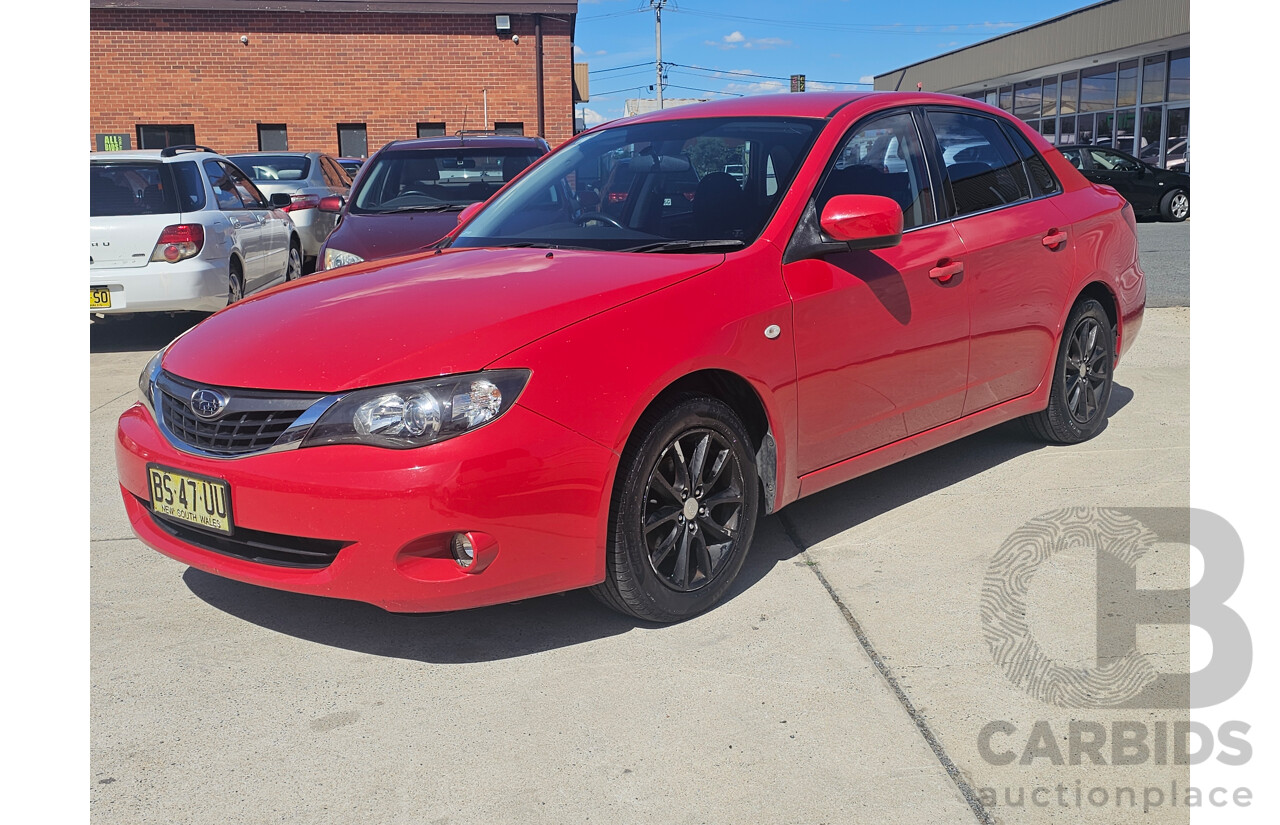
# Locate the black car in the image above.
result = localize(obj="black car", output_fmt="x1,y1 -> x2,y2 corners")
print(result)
1057,144 -> 1189,222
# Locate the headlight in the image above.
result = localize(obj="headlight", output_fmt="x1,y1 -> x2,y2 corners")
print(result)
323,247 -> 364,269
302,369 -> 530,449
137,348 -> 164,413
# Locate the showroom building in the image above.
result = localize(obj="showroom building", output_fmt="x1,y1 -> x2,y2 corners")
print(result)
89,0 -> 581,155
874,0 -> 1189,170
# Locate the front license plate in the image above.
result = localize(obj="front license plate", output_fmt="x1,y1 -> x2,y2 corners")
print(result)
147,464 -> 233,535
90,286 -> 112,309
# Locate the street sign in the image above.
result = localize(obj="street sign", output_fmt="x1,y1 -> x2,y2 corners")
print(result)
790,74 -> 805,93
95,134 -> 131,151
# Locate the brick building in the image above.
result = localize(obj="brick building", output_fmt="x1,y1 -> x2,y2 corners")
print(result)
90,0 -> 580,156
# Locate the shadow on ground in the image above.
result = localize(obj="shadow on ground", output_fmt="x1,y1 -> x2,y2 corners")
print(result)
90,313 -> 208,354
184,384 -> 1133,662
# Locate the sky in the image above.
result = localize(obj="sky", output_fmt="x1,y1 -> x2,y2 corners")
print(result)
574,0 -> 1093,125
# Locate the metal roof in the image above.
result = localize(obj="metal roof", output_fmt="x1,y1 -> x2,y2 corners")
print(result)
91,1 -> 579,14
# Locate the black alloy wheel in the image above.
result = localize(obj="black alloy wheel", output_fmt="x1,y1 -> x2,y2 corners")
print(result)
643,426 -> 745,592
1023,298 -> 1115,444
592,395 -> 759,622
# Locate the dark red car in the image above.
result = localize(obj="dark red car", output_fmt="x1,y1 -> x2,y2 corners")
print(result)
117,92 -> 1144,622
315,134 -> 549,271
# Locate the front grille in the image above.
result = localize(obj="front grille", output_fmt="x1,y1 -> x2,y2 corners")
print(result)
155,372 -> 325,457
141,497 -> 351,568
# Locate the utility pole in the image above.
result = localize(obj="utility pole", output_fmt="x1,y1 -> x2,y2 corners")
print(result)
651,0 -> 667,109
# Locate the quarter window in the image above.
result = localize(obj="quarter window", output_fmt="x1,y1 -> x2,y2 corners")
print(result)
817,111 -> 936,230
927,110 -> 1031,216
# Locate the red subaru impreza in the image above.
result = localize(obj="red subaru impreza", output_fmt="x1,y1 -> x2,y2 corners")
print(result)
116,92 -> 1144,622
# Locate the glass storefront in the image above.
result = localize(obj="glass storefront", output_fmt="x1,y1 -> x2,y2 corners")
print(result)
965,48 -> 1189,171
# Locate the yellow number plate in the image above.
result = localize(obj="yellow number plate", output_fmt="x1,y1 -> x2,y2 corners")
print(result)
147,464 -> 233,535
90,287 -> 112,308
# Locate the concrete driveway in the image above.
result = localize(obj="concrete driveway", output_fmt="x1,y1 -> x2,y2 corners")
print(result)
91,224 -> 1190,824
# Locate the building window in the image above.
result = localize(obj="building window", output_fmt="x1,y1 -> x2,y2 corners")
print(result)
494,122 -> 524,136
998,87 -> 1013,113
1168,48 -> 1189,101
1042,77 -> 1058,118
1116,60 -> 1139,109
338,123 -> 368,158
1014,79 -> 1041,120
1060,72 -> 1079,116
1080,63 -> 1117,112
1142,55 -> 1167,104
137,124 -> 195,149
258,124 -> 288,151
417,122 -> 446,138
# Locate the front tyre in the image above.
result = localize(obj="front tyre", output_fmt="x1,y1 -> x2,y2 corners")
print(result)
592,395 -> 759,622
1024,299 -> 1115,444
285,241 -> 303,281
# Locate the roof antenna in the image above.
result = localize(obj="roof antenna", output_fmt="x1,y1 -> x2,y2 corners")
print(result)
458,103 -> 469,144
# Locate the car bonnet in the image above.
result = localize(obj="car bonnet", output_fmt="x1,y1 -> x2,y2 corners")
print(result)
160,246 -> 725,392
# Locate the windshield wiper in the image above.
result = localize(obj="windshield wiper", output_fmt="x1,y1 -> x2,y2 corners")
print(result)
378,204 -> 464,214
616,239 -> 746,254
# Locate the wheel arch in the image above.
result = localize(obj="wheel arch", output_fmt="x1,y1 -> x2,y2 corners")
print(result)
619,368 -> 782,514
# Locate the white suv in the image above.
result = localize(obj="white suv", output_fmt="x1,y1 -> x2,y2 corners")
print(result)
90,146 -> 303,316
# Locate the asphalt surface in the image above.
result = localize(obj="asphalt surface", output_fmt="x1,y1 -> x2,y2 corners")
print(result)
1135,219 -> 1190,307
90,222 -> 1191,824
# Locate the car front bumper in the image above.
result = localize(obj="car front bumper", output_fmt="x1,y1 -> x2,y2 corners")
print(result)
91,256 -> 230,314
115,401 -> 614,612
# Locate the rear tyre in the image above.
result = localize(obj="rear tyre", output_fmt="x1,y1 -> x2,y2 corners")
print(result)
227,262 -> 245,305
1160,189 -> 1189,222
285,241 -> 303,281
1023,299 -> 1115,444
591,395 -> 759,622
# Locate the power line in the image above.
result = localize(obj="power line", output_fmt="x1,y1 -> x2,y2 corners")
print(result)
671,7 -> 1029,36
670,63 -> 873,88
588,62 -> 653,75
663,84 -> 744,97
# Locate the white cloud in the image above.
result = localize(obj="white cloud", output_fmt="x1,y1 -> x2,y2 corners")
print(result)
574,45 -> 586,57
580,108 -> 606,126
709,30 -> 791,50
859,75 -> 874,84
722,78 -> 788,96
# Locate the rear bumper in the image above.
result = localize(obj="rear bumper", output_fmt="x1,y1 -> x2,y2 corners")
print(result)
91,257 -> 229,314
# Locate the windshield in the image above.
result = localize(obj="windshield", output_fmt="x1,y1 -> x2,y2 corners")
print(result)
449,116 -> 820,252
351,148 -> 544,213
228,154 -> 311,183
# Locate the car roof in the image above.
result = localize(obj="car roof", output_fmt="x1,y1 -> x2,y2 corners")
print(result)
377,135 -> 549,152
226,150 -> 322,157
590,90 -> 1011,130
90,149 -> 219,162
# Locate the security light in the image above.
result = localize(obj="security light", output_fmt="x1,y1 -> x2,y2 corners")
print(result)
495,15 -> 511,34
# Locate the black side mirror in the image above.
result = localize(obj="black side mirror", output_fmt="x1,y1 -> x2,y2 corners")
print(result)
269,192 -> 292,208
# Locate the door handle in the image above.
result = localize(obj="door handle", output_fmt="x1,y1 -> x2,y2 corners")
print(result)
929,260 -> 964,283
1042,229 -> 1068,250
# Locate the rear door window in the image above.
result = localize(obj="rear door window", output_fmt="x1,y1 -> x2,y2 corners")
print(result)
204,159 -> 249,210
90,162 -> 181,217
927,109 -> 1032,216
999,121 -> 1061,196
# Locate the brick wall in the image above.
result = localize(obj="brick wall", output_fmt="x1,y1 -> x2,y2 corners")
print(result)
90,8 -> 576,153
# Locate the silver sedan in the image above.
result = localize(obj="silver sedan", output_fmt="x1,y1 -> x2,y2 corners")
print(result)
227,152 -> 351,270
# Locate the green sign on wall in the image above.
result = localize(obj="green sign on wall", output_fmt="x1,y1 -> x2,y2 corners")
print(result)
95,134 -> 131,151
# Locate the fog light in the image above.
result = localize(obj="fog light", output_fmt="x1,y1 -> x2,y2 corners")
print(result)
451,533 -> 475,568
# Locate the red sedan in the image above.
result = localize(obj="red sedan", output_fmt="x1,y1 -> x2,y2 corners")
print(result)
116,92 -> 1144,622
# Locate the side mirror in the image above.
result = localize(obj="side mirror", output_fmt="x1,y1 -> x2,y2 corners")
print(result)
819,194 -> 903,251
269,192 -> 292,209
577,189 -> 600,209
318,195 -> 345,213
456,201 -> 485,226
